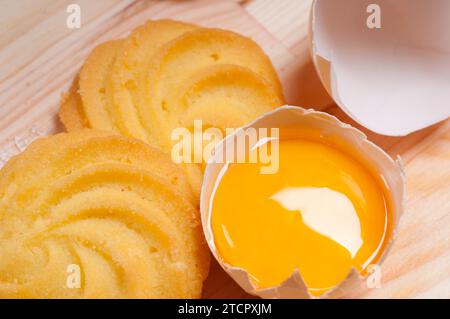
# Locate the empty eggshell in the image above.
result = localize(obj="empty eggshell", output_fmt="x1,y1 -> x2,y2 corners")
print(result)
310,0 -> 450,136
200,105 -> 405,298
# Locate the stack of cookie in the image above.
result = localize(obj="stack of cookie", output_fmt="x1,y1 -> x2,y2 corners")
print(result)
60,19 -> 284,196
0,20 -> 283,299
0,131 -> 209,298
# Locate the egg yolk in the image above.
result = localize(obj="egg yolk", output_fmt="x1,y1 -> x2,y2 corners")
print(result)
211,137 -> 391,296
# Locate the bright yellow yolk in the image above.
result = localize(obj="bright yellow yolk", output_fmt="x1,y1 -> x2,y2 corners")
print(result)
211,138 -> 391,296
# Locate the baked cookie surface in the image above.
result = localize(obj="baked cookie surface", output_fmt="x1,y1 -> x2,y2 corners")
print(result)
0,130 -> 209,298
59,20 -> 284,197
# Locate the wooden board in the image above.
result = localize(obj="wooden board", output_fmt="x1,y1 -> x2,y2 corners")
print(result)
0,0 -> 448,299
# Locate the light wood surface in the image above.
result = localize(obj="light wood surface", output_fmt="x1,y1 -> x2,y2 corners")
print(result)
0,0 -> 448,299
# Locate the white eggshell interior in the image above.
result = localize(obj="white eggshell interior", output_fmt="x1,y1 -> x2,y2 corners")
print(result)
311,0 -> 450,136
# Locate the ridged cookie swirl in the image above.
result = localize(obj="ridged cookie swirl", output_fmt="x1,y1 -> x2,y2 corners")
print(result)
0,130 -> 209,298
60,19 -> 284,196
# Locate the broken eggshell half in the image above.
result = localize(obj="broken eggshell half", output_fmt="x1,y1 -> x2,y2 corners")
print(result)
310,0 -> 450,136
200,105 -> 405,298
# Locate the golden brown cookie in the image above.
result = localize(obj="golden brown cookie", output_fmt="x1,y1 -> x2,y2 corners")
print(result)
59,20 -> 284,198
0,130 -> 209,298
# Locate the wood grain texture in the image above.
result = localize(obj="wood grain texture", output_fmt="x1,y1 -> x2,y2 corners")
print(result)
0,0 -> 448,299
